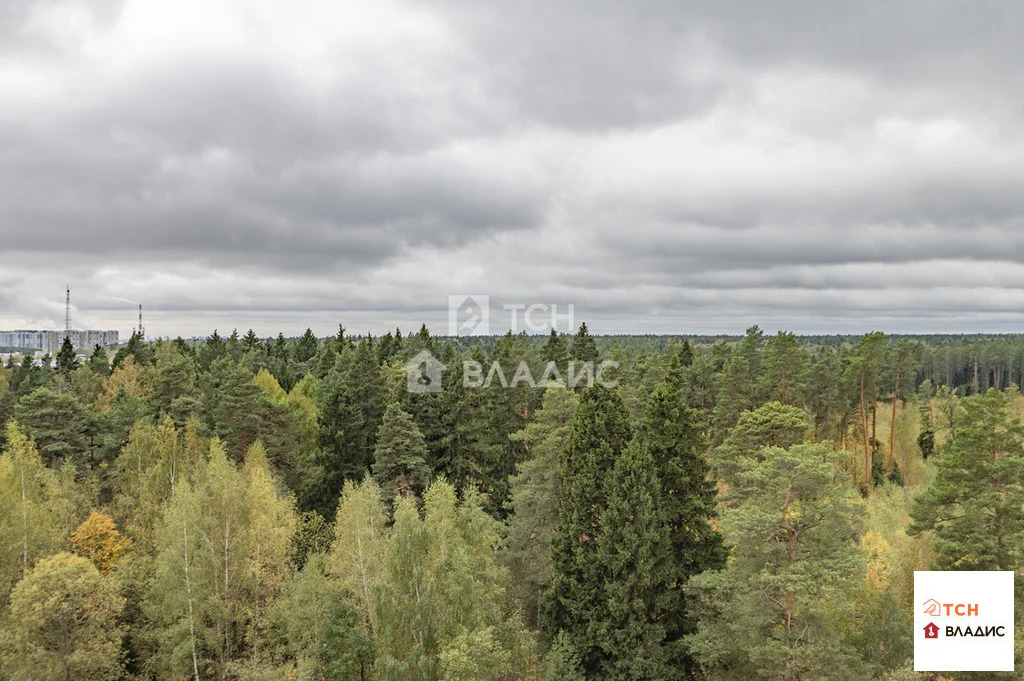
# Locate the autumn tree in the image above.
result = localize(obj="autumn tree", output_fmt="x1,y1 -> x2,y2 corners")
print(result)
3,553 -> 124,680
70,511 -> 130,575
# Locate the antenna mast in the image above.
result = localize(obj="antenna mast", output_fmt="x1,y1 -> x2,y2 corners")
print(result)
64,286 -> 71,341
138,304 -> 145,340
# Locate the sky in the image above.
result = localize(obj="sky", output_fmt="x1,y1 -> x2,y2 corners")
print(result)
2,0 -> 1024,338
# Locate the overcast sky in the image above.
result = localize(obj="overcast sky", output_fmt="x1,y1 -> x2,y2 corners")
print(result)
2,0 -> 1024,338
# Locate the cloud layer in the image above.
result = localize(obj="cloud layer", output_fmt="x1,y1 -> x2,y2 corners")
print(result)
2,0 -> 1024,337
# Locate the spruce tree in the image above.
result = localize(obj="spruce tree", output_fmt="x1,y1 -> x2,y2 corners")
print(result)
569,322 -> 599,365
639,355 -> 725,674
55,335 -> 78,376
88,344 -> 111,377
294,328 -> 319,363
591,438 -> 673,680
544,385 -> 631,670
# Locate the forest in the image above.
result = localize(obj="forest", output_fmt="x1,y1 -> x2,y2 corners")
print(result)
0,323 -> 1022,681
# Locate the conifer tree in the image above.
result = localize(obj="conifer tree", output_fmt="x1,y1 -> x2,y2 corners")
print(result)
909,388 -> 1024,570
569,322 -> 599,365
544,385 -> 631,668
372,402 -> 431,502
55,335 -> 79,377
506,386 -> 577,628
639,356 -> 725,674
688,444 -> 868,681
294,328 -> 319,363
590,439 -> 673,681
88,344 -> 111,377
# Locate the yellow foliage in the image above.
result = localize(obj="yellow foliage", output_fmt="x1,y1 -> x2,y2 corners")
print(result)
861,530 -> 892,592
70,511 -> 130,574
96,357 -> 150,412
253,367 -> 287,402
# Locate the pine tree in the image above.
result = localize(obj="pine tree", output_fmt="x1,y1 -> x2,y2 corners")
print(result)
506,387 -> 577,628
687,444 -> 868,681
909,388 -> 1024,570
14,387 -> 93,467
713,401 -> 811,489
711,326 -> 764,439
150,342 -> 200,426
372,402 -> 431,502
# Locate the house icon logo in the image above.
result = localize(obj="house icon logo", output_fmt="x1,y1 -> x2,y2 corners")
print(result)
923,622 -> 940,639
449,294 -> 489,336
923,598 -> 942,617
406,350 -> 446,394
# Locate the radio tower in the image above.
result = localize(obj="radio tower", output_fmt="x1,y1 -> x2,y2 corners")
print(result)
64,286 -> 72,341
138,304 -> 145,340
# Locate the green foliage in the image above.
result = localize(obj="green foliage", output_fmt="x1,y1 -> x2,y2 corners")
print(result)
688,444 -> 868,681
14,387 -> 94,467
910,388 -> 1024,570
714,400 -> 811,488
372,402 -> 431,503
55,335 -> 79,376
506,387 -> 577,629
0,422 -> 75,602
1,552 -> 125,681
544,386 -> 632,670
372,481 -> 537,681
314,340 -> 386,515
639,356 -> 725,673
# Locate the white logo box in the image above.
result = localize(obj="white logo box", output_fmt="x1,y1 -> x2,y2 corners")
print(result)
914,570 -> 1015,672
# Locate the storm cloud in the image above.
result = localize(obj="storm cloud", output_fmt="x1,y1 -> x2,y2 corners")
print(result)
2,0 -> 1024,336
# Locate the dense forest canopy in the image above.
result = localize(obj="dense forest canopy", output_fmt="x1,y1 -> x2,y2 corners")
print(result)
0,324 -> 1022,680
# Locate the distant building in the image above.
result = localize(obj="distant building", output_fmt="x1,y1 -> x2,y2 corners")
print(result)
0,329 -> 120,354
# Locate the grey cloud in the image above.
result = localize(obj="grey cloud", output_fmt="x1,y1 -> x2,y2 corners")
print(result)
3,1 -> 1024,335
